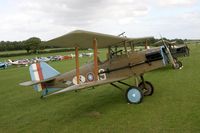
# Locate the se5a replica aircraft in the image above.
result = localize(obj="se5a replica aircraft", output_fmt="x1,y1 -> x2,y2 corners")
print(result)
20,30 -> 186,104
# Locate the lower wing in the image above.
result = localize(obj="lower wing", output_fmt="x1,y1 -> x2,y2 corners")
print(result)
44,77 -> 128,98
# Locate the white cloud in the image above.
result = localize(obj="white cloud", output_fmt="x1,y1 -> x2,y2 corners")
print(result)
16,0 -> 150,26
0,0 -> 199,40
0,0 -> 151,40
182,12 -> 200,22
158,0 -> 197,6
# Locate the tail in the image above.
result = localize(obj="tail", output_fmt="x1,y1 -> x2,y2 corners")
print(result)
29,62 -> 60,92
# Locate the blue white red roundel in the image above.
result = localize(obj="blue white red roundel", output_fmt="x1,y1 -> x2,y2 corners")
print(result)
87,73 -> 94,81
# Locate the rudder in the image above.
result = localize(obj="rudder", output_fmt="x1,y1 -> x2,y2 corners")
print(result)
29,62 -> 60,92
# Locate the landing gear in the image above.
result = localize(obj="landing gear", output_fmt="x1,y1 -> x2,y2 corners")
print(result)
139,75 -> 154,96
173,60 -> 183,69
113,75 -> 154,104
173,58 -> 183,69
126,86 -> 143,104
138,81 -> 154,96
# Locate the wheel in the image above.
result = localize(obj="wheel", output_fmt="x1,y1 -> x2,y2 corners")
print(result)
125,86 -> 143,104
173,61 -> 182,69
177,61 -> 183,68
138,81 -> 154,96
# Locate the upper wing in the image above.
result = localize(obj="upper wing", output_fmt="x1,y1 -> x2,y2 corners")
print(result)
44,77 -> 128,97
46,30 -> 154,49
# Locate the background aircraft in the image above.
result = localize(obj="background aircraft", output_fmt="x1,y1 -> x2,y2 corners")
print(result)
0,62 -> 8,69
8,59 -> 29,67
80,52 -> 94,57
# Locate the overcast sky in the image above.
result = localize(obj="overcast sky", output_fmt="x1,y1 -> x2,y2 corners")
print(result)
0,0 -> 199,41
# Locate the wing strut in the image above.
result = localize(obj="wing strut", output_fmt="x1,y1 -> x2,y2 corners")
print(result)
145,40 -> 148,49
75,47 -> 80,84
93,38 -> 98,81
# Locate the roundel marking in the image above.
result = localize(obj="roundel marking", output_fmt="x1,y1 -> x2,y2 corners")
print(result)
87,72 -> 94,82
72,75 -> 86,85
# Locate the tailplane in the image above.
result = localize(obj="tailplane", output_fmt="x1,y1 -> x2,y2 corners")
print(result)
29,62 -> 60,92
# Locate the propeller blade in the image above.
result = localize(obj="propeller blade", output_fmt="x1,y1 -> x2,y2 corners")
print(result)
160,35 -> 176,67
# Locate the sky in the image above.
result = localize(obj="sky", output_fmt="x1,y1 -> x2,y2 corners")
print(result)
0,0 -> 199,41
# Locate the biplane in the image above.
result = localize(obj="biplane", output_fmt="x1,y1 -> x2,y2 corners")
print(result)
20,30 -> 187,104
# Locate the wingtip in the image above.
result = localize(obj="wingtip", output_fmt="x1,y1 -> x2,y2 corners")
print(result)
19,81 -> 34,86
19,82 -> 28,86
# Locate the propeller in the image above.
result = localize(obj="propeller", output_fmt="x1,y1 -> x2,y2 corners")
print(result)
160,35 -> 176,67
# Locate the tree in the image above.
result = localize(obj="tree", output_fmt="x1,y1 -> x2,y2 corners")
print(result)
24,37 -> 41,53
175,39 -> 184,44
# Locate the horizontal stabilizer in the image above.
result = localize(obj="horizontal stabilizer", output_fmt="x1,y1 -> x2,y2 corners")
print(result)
19,80 -> 40,86
19,74 -> 60,86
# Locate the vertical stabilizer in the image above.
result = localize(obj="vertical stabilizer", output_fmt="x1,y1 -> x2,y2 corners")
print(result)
29,62 -> 60,92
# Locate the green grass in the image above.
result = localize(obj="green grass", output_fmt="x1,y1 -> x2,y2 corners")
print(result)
0,45 -> 200,133
0,50 -> 27,55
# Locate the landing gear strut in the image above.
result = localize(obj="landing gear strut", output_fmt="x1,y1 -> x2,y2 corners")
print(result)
173,58 -> 183,69
138,75 -> 154,96
173,61 -> 183,69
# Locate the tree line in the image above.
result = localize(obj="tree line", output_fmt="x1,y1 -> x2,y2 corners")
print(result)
0,37 -> 54,53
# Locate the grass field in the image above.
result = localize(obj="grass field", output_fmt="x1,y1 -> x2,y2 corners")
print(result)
0,45 -> 200,133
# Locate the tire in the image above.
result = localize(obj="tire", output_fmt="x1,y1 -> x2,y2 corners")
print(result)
173,61 -> 182,69
138,81 -> 154,96
177,61 -> 183,68
125,86 -> 143,104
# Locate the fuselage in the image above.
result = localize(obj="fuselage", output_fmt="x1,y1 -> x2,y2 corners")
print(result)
46,47 -> 167,89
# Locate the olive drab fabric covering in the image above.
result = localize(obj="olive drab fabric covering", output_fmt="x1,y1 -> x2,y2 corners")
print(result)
46,30 -> 154,48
